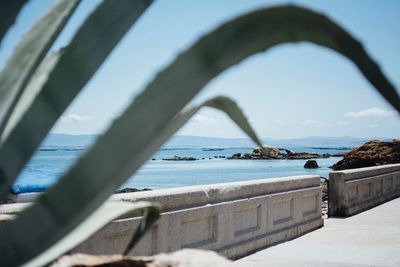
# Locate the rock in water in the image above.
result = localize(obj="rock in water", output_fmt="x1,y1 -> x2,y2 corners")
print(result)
304,160 -> 319,169
288,152 -> 320,160
114,188 -> 151,194
253,145 -> 281,157
227,153 -> 241,159
242,153 -> 252,159
162,156 -> 197,161
331,140 -> 400,170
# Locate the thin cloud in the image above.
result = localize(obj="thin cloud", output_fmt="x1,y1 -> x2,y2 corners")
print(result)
314,123 -> 331,128
366,124 -> 379,128
192,114 -> 217,125
301,120 -> 317,126
345,107 -> 397,118
336,121 -> 349,126
62,114 -> 92,123
301,120 -> 331,128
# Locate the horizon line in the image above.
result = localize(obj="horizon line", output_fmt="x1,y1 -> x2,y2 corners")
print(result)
48,133 -> 397,140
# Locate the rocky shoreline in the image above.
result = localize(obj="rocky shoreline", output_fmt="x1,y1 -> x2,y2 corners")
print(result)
331,140 -> 400,170
162,146 -> 345,161
321,179 -> 328,217
114,188 -> 152,194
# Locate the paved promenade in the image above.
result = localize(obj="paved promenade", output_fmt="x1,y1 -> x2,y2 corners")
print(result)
233,198 -> 400,267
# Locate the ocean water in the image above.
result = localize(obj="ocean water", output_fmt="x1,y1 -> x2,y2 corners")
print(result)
13,146 -> 343,193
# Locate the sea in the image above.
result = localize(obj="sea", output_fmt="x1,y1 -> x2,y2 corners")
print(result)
12,146 -> 345,194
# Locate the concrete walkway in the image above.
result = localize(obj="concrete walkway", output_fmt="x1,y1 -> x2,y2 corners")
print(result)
233,198 -> 400,267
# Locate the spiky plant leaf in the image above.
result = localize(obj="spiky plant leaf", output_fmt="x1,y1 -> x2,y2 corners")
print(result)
2,5 -> 399,202
1,5 -> 399,265
1,51 -> 63,143
160,96 -> 263,150
0,0 -> 27,45
25,201 -> 161,267
0,0 -> 153,199
120,96 -> 263,254
122,202 -> 162,255
0,0 -> 80,136
0,95 -> 258,265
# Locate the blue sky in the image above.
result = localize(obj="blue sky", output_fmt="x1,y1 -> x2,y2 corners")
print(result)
1,0 -> 400,139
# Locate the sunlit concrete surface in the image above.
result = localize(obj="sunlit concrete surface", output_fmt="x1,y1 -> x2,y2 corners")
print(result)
74,176 -> 323,259
233,197 -> 400,267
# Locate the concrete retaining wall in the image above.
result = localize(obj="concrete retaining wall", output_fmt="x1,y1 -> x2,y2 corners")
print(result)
73,175 -> 322,259
329,163 -> 400,217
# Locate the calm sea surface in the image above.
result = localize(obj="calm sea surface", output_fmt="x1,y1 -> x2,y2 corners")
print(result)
13,146 -> 343,193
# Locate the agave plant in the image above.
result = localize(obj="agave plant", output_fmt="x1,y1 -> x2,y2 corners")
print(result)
0,0 -> 399,266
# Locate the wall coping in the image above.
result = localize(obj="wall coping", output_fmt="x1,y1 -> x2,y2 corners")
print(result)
1,175 -> 320,216
329,163 -> 400,216
111,175 -> 320,211
330,163 -> 400,181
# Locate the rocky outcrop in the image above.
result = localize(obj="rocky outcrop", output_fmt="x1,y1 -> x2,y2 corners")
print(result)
162,156 -> 197,161
228,146 -> 331,160
304,160 -> 319,169
321,179 -> 328,217
230,153 -> 241,159
253,145 -> 281,157
114,188 -> 151,194
227,145 -> 282,160
286,152 -> 319,159
331,140 -> 400,170
283,149 -> 295,156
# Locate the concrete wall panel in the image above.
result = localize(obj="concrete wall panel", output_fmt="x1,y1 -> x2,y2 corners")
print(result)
73,175 -> 323,259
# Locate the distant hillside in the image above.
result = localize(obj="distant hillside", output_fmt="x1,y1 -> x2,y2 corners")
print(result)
42,134 -> 98,147
42,134 -> 392,149
166,135 -> 384,148
263,136 -> 377,148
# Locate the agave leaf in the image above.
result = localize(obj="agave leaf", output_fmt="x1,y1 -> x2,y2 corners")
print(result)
1,51 -> 63,143
204,97 -> 262,146
25,201 -> 161,267
120,96 -> 263,254
0,0 -> 27,45
0,95 -> 258,265
0,0 -> 153,199
0,0 -> 80,136
1,5 -> 399,265
158,96 -> 263,150
122,202 -> 162,255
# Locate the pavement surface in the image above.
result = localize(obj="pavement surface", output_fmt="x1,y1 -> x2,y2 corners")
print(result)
232,198 -> 400,267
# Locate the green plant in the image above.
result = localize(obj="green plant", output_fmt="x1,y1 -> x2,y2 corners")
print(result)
0,1 -> 399,266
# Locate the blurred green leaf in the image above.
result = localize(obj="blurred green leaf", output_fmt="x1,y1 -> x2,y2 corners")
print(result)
204,96 -> 262,146
160,96 -> 263,149
1,51 -> 63,144
0,0 -> 153,199
25,201 -> 161,267
0,94 -> 258,265
0,0 -> 80,136
120,96 -> 261,254
0,0 -> 28,45
1,4 -> 398,266
122,203 -> 162,255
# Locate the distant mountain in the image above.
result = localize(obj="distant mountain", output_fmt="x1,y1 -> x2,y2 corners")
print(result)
166,135 -> 386,148
165,135 -> 254,147
261,136 -> 378,148
42,134 -> 98,147
42,134 -> 393,149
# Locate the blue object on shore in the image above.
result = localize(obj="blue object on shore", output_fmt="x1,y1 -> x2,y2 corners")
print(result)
12,184 -> 47,194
